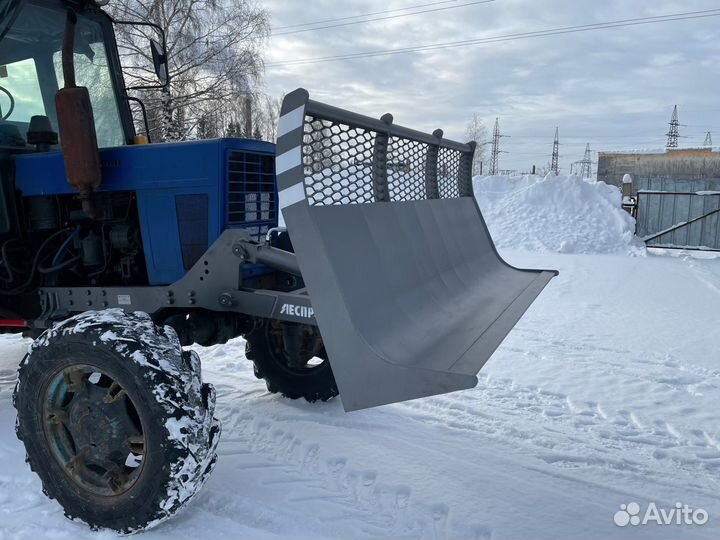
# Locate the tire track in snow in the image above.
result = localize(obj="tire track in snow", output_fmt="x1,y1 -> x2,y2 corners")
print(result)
397,374 -> 720,503
193,392 -> 479,540
686,257 -> 720,299
195,343 -> 462,538
511,327 -> 720,385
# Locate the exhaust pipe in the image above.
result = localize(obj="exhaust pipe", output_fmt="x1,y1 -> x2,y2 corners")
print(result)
55,8 -> 101,218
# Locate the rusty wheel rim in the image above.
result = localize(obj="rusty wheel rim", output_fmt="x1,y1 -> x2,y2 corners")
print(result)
42,364 -> 147,497
267,322 -> 327,373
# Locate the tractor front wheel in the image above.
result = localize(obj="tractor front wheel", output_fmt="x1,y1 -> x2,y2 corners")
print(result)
245,320 -> 338,403
13,309 -> 220,533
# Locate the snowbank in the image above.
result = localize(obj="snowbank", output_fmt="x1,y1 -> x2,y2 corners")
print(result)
473,174 -> 645,255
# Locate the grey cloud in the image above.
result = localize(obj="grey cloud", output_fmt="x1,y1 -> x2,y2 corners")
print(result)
263,0 -> 720,172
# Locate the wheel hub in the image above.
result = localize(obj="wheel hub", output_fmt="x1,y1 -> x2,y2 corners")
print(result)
42,365 -> 146,497
270,322 -> 326,372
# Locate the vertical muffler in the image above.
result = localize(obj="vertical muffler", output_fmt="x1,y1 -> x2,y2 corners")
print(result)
55,9 -> 101,218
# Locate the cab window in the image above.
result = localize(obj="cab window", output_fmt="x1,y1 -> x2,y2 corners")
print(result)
53,38 -> 125,148
0,58 -> 45,122
0,2 -> 128,148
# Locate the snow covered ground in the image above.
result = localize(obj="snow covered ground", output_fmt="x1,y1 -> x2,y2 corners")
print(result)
1,175 -> 719,539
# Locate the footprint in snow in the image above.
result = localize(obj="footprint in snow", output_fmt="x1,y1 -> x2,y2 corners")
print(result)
429,503 -> 450,540
302,444 -> 321,474
356,471 -> 377,508
324,456 -> 347,491
469,523 -> 494,540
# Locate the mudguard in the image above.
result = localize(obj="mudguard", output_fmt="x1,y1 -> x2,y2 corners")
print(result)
276,88 -> 557,411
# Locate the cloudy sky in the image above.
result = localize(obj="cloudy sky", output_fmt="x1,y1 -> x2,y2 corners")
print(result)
261,0 -> 720,174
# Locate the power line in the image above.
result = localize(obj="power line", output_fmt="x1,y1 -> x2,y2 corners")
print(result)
271,10 -> 720,66
578,143 -> 593,178
272,0 -> 495,36
273,0 -> 463,30
511,134 -> 666,140
489,118 -> 507,175
267,9 -> 720,67
550,127 -> 560,174
666,105 -> 680,148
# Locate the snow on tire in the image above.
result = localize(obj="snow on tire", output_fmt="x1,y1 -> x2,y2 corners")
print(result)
13,309 -> 220,533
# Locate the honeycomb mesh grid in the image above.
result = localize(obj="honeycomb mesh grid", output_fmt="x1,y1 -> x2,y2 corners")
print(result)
302,117 -> 376,205
387,137 -> 428,201
438,147 -> 462,199
301,115 -> 466,205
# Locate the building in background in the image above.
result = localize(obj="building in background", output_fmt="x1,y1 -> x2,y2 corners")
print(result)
598,147 -> 720,251
597,147 -> 720,192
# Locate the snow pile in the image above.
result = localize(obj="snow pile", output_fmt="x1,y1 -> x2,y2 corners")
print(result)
473,174 -> 645,255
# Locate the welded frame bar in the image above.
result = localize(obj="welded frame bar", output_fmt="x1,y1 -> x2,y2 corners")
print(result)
424,129 -> 442,199
306,98 -> 473,153
643,207 -> 720,243
274,87 -> 477,220
646,244 -> 720,253
637,191 -> 720,196
37,229 -> 316,328
459,141 -> 477,197
372,114 -> 392,202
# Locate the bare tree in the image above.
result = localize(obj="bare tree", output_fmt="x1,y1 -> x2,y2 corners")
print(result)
194,92 -> 282,142
109,0 -> 269,141
537,161 -> 561,176
253,93 -> 282,142
465,113 -> 488,176
196,112 -> 219,139
226,120 -> 242,138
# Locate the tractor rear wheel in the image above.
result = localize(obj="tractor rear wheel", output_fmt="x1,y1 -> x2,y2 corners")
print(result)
245,320 -> 338,403
13,309 -> 220,533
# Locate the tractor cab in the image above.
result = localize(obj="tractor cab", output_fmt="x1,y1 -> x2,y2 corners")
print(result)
0,0 -> 136,149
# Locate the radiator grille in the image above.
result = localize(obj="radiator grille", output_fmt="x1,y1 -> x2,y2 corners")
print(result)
226,151 -> 277,240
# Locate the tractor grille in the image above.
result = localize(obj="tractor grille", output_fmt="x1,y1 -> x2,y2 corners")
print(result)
226,151 -> 278,240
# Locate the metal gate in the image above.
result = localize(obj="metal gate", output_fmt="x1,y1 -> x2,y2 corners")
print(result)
636,190 -> 720,251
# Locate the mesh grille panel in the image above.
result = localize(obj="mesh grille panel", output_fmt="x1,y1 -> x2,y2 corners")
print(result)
302,117 -> 375,206
438,147 -> 462,199
387,137 -> 427,201
302,115 -> 467,206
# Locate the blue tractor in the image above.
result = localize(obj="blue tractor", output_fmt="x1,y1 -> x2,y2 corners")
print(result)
2,0 -> 556,532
